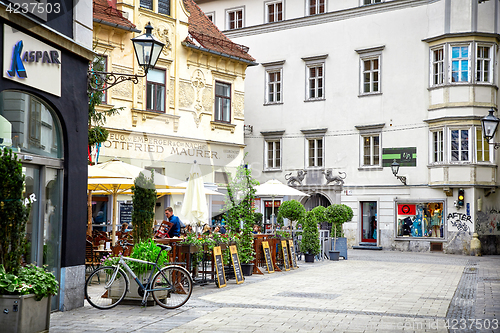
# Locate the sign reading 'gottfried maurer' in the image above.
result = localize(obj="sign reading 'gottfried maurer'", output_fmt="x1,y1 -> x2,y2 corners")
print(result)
3,24 -> 61,96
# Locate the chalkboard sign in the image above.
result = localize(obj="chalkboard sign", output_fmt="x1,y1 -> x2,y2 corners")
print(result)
229,245 -> 244,284
262,241 -> 274,273
213,246 -> 226,288
119,203 -> 133,224
281,240 -> 290,271
289,239 -> 298,269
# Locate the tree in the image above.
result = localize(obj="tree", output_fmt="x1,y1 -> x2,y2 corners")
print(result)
0,149 -> 30,274
278,200 -> 306,230
131,172 -> 157,244
300,211 -> 320,256
88,55 -> 123,164
325,204 -> 353,250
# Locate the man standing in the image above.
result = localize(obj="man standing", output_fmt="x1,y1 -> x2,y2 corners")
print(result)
165,207 -> 181,238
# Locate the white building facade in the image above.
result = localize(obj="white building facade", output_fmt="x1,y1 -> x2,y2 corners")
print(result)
195,0 -> 500,255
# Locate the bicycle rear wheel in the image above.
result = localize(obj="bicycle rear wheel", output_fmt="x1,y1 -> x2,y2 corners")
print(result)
152,266 -> 193,309
85,266 -> 128,309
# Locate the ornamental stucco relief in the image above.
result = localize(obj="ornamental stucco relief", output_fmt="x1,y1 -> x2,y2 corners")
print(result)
179,81 -> 194,108
169,79 -> 175,107
202,88 -> 213,112
111,66 -> 133,99
233,92 -> 244,118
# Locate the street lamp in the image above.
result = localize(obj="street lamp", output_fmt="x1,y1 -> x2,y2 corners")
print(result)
391,159 -> 407,185
88,22 -> 165,92
480,108 -> 500,150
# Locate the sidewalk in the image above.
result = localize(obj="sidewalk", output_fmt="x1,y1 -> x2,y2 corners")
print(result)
50,250 -> 500,332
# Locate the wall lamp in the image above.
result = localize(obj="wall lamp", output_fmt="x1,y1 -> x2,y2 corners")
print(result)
88,23 -> 165,92
480,108 -> 500,150
391,159 -> 407,185
243,125 -> 253,134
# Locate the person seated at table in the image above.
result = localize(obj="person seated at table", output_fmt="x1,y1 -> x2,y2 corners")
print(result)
219,223 -> 226,234
213,225 -> 221,234
253,224 -> 260,234
202,224 -> 211,235
185,225 -> 193,234
165,207 -> 182,238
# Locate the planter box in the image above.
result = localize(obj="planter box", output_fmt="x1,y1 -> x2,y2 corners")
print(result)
304,254 -> 315,263
0,294 -> 51,333
241,263 -> 254,276
332,237 -> 348,259
109,271 -> 155,303
328,251 -> 340,261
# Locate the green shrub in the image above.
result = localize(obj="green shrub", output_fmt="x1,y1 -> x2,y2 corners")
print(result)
278,200 -> 306,229
325,204 -> 353,238
300,211 -> 320,255
132,172 -> 157,244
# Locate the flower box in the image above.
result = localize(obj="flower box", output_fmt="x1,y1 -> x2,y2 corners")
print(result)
0,294 -> 51,333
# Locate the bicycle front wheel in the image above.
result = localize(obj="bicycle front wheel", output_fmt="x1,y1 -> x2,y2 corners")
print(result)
152,265 -> 193,309
85,266 -> 128,310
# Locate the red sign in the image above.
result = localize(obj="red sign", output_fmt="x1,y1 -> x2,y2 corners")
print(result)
398,204 -> 416,215
264,201 -> 281,208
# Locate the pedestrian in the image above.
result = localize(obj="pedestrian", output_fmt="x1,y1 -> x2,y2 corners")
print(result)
165,207 -> 182,238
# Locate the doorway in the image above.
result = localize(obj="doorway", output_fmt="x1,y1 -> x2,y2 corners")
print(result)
361,201 -> 377,243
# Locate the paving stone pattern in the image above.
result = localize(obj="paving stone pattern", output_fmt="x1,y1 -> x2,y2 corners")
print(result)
50,250 -> 500,333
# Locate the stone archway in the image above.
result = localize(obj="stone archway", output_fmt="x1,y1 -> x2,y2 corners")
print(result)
303,193 -> 332,230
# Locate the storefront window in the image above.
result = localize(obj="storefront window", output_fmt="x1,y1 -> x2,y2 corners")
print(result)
0,91 -> 63,158
396,202 -> 444,238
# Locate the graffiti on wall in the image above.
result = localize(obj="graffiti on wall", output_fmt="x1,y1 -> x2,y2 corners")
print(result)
447,213 -> 473,235
476,208 -> 500,236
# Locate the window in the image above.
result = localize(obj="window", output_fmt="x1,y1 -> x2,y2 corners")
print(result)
450,45 -> 470,83
227,8 -> 243,30
140,0 -> 152,10
267,70 -> 282,104
266,1 -> 283,23
396,202 -> 444,238
302,55 -> 327,101
476,128 -> 490,162
362,58 -> 379,93
215,81 -> 231,122
431,47 -> 444,86
265,140 -> 281,170
363,0 -> 382,4
307,138 -> 323,167
308,0 -> 325,15
432,130 -> 444,163
476,45 -> 491,83
29,97 -> 42,144
205,12 -> 214,22
356,46 -> 384,95
450,129 -> 469,162
158,0 -> 170,15
146,69 -> 166,112
363,135 -> 380,166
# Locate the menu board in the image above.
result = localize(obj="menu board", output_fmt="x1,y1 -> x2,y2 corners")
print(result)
119,203 -> 133,224
213,246 -> 226,288
289,239 -> 298,269
262,241 -> 274,273
281,240 -> 290,271
229,245 -> 244,284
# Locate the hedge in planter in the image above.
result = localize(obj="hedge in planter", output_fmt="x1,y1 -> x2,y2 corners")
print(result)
300,211 -> 320,258
325,204 -> 353,238
132,171 -> 157,244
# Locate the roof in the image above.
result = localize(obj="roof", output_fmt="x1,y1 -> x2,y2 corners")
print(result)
93,0 -> 140,33
182,0 -> 256,64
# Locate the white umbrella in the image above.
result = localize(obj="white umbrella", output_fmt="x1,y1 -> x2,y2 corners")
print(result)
181,162 -> 208,227
255,179 -> 309,231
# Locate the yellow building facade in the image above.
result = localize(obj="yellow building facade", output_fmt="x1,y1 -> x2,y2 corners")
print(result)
92,0 -> 255,223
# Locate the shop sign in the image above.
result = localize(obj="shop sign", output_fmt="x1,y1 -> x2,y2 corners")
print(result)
264,200 -> 281,208
382,147 -> 416,167
3,24 -> 61,96
398,204 -> 416,215
102,131 -> 242,167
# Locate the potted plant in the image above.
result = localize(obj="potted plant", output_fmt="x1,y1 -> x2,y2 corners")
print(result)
300,211 -> 320,262
0,149 -> 58,332
325,204 -> 353,260
277,200 -> 306,231
223,162 -> 258,276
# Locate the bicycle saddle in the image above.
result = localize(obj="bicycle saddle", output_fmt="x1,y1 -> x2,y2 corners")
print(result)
157,244 -> 172,251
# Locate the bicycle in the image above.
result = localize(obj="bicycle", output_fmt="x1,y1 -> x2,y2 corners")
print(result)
84,242 -> 193,310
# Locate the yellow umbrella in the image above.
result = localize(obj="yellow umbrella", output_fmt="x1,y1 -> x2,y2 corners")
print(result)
88,176 -> 134,245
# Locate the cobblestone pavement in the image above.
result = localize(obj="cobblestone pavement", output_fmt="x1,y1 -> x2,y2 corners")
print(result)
50,250 -> 500,333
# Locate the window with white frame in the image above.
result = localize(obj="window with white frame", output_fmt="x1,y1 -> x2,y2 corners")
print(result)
362,134 -> 380,166
266,1 -> 283,23
302,55 -> 327,101
432,130 -> 444,163
363,0 -> 382,4
301,129 -> 326,168
205,12 -> 214,22
146,68 -> 166,112
266,140 -> 281,170
476,45 -> 491,83
450,44 -> 470,83
357,46 -> 384,95
450,129 -> 470,162
226,8 -> 244,30
431,46 -> 444,86
308,0 -> 325,15
476,127 -> 491,162
267,69 -> 282,104
214,81 -> 231,122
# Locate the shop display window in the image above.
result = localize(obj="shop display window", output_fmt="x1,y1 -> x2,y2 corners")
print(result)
396,202 -> 444,238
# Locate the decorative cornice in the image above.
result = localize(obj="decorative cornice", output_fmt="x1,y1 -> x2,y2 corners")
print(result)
261,60 -> 286,67
301,128 -> 328,136
422,32 -> 500,44
210,121 -> 236,133
131,108 -> 180,132
355,123 -> 385,131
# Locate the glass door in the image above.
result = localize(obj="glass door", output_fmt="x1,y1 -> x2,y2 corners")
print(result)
361,201 -> 377,243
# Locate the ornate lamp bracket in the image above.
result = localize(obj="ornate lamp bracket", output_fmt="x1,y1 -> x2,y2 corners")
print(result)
87,71 -> 147,92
